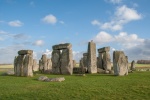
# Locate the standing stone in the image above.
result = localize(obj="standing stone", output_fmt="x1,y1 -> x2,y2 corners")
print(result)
61,48 -> 73,75
113,51 -> 128,76
98,47 -> 111,71
41,54 -> 48,72
47,59 -> 52,72
52,43 -> 73,75
83,53 -> 88,68
87,40 -> 97,73
32,59 -> 38,71
131,60 -> 135,71
23,54 -> 33,77
14,50 -> 33,77
103,51 -> 111,70
73,60 -> 76,67
39,60 -> 43,72
52,50 -> 61,74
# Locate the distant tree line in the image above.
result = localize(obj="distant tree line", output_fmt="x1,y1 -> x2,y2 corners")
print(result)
137,60 -> 150,64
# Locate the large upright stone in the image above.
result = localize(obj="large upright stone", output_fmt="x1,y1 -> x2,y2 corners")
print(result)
47,59 -> 52,72
113,51 -> 128,76
87,40 -> 97,73
23,54 -> 33,77
83,53 -> 88,68
97,47 -> 111,70
61,48 -> 73,74
52,50 -> 61,74
73,60 -> 76,67
32,59 -> 38,71
39,60 -> 43,72
52,43 -> 73,75
131,60 -> 135,71
41,54 -> 48,72
14,50 -> 33,77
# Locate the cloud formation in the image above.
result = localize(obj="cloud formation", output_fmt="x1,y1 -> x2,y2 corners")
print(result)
42,14 -> 57,24
32,40 -> 44,46
8,20 -> 23,27
91,5 -> 142,31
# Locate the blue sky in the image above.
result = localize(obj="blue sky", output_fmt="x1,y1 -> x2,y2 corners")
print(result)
0,0 -> 150,63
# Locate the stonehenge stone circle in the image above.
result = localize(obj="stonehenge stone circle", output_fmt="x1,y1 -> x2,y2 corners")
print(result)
113,51 -> 128,76
131,60 -> 135,71
97,47 -> 111,71
14,50 -> 33,77
87,40 -> 97,73
39,54 -> 52,73
51,43 -> 73,75
32,59 -> 38,71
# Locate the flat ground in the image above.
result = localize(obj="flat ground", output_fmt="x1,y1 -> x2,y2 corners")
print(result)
0,64 -> 150,100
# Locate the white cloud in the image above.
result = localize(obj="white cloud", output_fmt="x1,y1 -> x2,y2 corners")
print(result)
73,51 -> 85,62
32,40 -> 44,46
105,0 -> 122,4
114,32 -> 144,48
59,21 -> 65,24
43,49 -> 52,58
91,20 -> 101,26
92,31 -> 113,44
42,14 -> 57,24
92,5 -> 142,31
8,20 -> 23,27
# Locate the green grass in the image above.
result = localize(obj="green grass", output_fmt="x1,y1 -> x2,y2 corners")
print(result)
0,71 -> 150,100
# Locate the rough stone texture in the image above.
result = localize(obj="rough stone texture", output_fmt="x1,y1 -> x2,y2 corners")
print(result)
23,54 -> 33,77
131,60 -> 135,71
73,60 -> 76,67
83,53 -> 88,68
87,40 -> 97,73
47,59 -> 52,72
38,76 -> 48,81
52,50 -> 61,74
97,68 -> 105,73
32,59 -> 38,71
97,52 -> 104,69
103,52 -> 111,70
41,54 -> 47,72
14,50 -> 33,77
53,43 -> 71,50
18,50 -> 33,55
113,51 -> 128,76
39,60 -> 43,72
61,48 -> 73,75
44,77 -> 65,82
52,43 -> 73,75
97,47 -> 111,71
98,47 -> 110,53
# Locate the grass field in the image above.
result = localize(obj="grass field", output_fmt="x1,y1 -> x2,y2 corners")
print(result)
0,70 -> 150,99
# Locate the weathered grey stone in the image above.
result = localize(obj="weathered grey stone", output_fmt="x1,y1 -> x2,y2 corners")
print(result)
23,54 -> 33,77
14,56 -> 18,75
97,52 -> 104,69
41,54 -> 48,72
83,53 -> 88,68
98,47 -> 110,53
52,50 -> 61,74
73,60 -> 76,67
113,51 -> 128,76
18,50 -> 33,55
38,76 -> 48,81
131,60 -> 135,71
39,60 -> 43,72
47,59 -> 52,73
16,55 -> 25,76
87,40 -> 97,73
44,77 -> 65,82
97,68 -> 105,73
61,48 -> 73,75
32,59 -> 38,71
103,52 -> 111,70
52,43 -> 71,50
